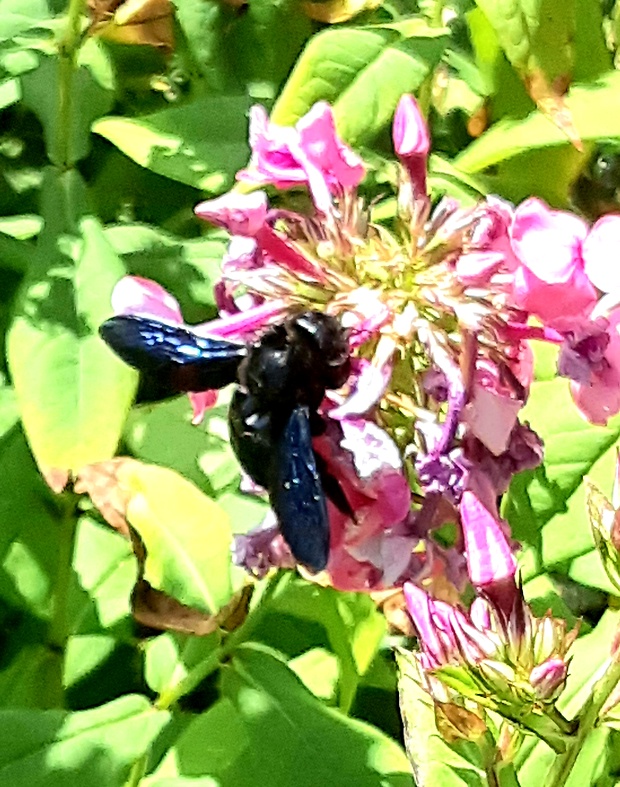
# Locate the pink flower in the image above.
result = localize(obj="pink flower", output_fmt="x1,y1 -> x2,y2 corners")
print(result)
403,582 -> 497,670
194,191 -> 268,236
237,103 -> 365,214
569,307 -> 620,425
310,417 -> 412,590
460,490 -> 517,590
328,358 -> 392,420
111,276 -> 183,323
460,490 -> 519,621
462,359 -> 527,456
529,657 -> 568,700
393,94 -> 429,197
510,198 -> 597,324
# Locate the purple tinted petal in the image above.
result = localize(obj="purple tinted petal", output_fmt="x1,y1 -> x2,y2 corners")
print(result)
460,490 -> 517,588
329,360 -> 391,420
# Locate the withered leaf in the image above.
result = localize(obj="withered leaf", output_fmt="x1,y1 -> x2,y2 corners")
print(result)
434,700 -> 487,743
88,0 -> 174,51
74,457 -> 141,537
132,579 -> 254,635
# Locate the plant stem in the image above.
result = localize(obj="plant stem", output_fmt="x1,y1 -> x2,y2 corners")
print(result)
124,754 -> 148,787
155,571 -> 289,710
47,493 -> 78,708
48,494 -> 78,653
547,654 -> 620,787
123,573 -> 291,785
58,0 -> 85,170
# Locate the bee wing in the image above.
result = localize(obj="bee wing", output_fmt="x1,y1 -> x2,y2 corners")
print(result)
269,405 -> 330,572
99,315 -> 246,392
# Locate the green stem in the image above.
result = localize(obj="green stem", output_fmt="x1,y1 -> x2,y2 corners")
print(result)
430,0 -> 445,28
124,754 -> 148,787
48,494 -> 78,653
58,0 -> 85,170
156,572 -> 290,710
547,655 -> 620,787
123,573 -> 291,786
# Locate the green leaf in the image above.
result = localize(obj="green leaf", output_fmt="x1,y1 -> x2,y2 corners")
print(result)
119,461 -> 233,614
21,55 -> 114,167
227,0 -> 313,102
144,631 -> 219,695
0,694 -> 169,786
288,647 -> 340,700
270,577 -> 386,712
0,645 -> 63,710
474,0 -> 574,83
71,515 -> 136,634
271,21 -> 449,145
0,0 -> 51,43
0,428 -> 60,617
397,651 -> 489,787
150,643 -> 413,785
455,71 -> 620,174
6,169 -> 138,487
124,390 -> 239,498
93,94 -> 251,192
104,223 -> 226,322
171,0 -> 234,91
504,346 -> 620,590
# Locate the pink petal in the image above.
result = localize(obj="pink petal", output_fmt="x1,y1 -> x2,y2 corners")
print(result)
511,198 -> 588,283
393,94 -> 430,157
392,94 -> 429,197
456,251 -> 505,286
195,191 -> 268,236
571,307 -> 620,425
403,582 -> 449,668
329,359 -> 391,420
510,198 -> 596,322
460,490 -> 517,588
111,276 -> 183,323
192,298 -> 289,340
189,390 -> 218,424
462,384 -> 523,456
296,101 -> 365,191
583,215 -> 620,293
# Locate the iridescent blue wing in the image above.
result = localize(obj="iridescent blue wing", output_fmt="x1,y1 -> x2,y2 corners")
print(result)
99,315 -> 246,392
269,404 -> 330,572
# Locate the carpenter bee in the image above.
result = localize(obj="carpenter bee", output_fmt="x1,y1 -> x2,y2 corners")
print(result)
99,311 -> 351,572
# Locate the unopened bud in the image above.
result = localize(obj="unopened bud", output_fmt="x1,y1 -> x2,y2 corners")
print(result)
529,657 -> 567,700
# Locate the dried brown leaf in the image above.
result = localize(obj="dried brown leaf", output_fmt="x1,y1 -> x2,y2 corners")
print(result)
132,579 -> 254,635
434,700 -> 487,743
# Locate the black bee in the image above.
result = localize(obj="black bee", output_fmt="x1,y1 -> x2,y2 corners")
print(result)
571,141 -> 620,220
99,311 -> 351,572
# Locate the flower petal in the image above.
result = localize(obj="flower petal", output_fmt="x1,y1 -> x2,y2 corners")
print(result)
111,276 -> 182,323
583,215 -> 620,293
460,490 -> 517,588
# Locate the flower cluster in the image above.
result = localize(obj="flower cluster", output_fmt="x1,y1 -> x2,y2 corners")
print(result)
402,491 -> 577,734
111,94 -> 620,594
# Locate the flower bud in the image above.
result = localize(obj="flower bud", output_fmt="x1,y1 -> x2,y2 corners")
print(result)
529,657 -> 568,700
392,94 -> 429,198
